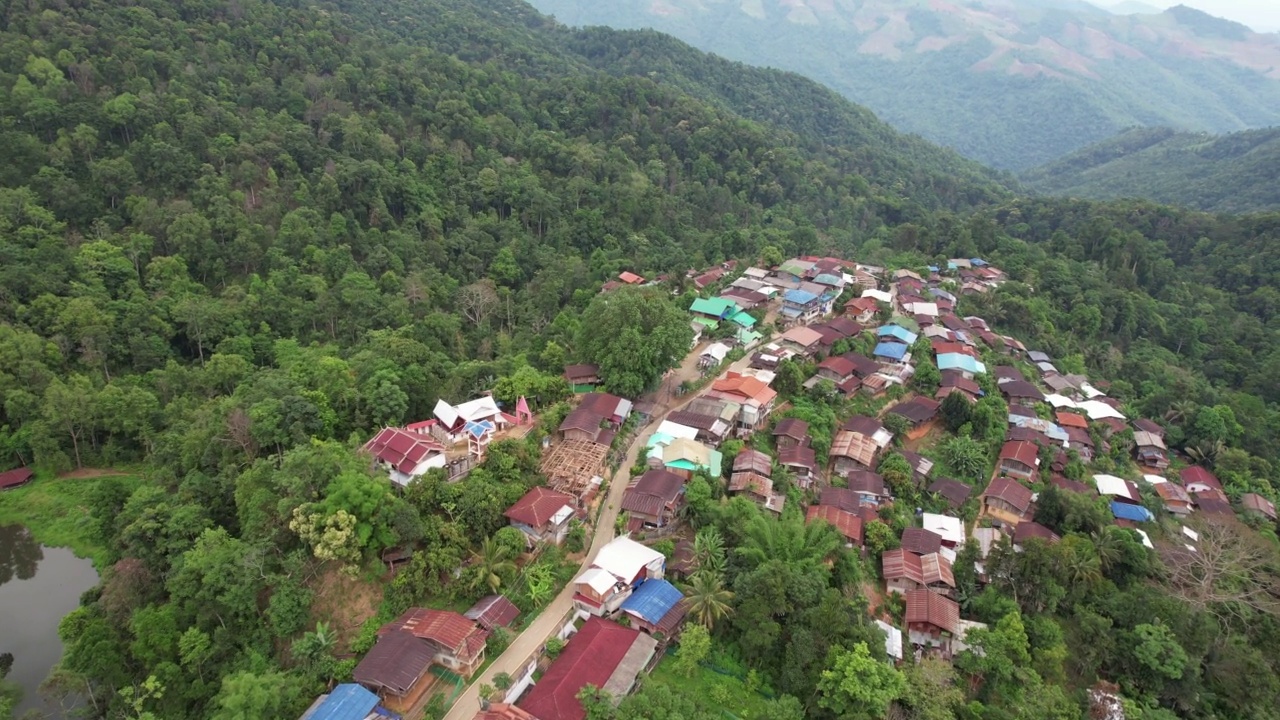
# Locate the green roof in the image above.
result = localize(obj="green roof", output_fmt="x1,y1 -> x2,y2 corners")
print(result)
737,329 -> 763,345
692,317 -> 719,330
690,297 -> 738,318
728,310 -> 757,328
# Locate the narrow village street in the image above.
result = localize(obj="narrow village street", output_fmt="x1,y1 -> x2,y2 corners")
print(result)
441,337 -> 765,720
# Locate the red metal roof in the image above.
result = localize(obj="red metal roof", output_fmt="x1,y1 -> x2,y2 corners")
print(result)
380,609 -> 489,660
900,528 -> 943,555
504,486 -> 577,528
882,548 -> 924,584
361,427 -> 444,474
1014,521 -> 1060,545
465,595 -> 521,631
905,589 -> 960,634
983,477 -> 1033,514
818,356 -> 857,378
1180,466 -> 1222,491
353,629 -> 435,695
999,440 -> 1040,468
0,467 -> 33,490
519,618 -> 645,720
773,418 -> 810,440
806,505 -> 864,544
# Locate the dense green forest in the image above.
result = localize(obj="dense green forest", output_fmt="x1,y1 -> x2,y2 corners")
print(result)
530,0 -> 1280,170
1,0 -> 1280,718
1021,126 -> 1280,213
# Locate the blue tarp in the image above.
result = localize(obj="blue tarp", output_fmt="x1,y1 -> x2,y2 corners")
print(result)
304,684 -> 381,720
1110,501 -> 1154,523
783,289 -> 819,305
621,578 -> 684,624
873,342 -> 908,361
877,325 -> 918,344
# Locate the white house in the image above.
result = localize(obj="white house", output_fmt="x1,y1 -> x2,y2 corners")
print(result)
362,427 -> 447,487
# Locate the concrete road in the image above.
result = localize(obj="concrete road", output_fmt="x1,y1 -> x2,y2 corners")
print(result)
441,333 -> 774,720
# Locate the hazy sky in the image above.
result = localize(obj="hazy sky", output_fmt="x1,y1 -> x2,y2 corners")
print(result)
1138,1 -> 1280,32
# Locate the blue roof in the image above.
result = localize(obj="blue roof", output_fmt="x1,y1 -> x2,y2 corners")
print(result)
813,273 -> 843,286
937,353 -> 986,375
927,265 -> 939,273
620,578 -> 683,624
971,258 -> 989,267
1110,501 -> 1154,523
873,342 -> 908,361
877,325 -> 918,344
783,289 -> 819,305
304,684 -> 381,720
465,420 -> 495,438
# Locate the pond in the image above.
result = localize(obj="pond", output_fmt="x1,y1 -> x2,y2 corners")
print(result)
0,524 -> 99,719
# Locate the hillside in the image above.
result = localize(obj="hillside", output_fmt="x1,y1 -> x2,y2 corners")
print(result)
1021,125 -> 1280,212
530,0 -> 1280,170
1,0 -> 1280,719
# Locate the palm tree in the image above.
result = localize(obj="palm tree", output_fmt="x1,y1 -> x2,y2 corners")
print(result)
685,571 -> 734,630
471,536 -> 517,594
1186,439 -> 1225,468
1061,546 -> 1102,587
1092,527 -> 1126,575
1164,400 -> 1196,425
737,513 -> 841,571
693,527 -> 726,575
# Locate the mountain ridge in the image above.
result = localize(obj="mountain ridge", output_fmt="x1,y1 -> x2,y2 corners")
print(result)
530,0 -> 1280,169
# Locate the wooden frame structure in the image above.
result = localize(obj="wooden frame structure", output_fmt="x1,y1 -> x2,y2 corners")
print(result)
540,439 -> 609,496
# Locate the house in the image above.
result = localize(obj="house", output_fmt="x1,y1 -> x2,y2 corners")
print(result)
433,396 -> 510,442
578,393 -> 633,426
778,446 -> 818,486
889,397 -> 941,440
993,366 -> 1022,384
900,528 -> 943,556
1013,521 -> 1060,548
1093,474 -> 1140,504
816,356 -> 858,384
729,472 -> 784,514
831,430 -> 884,476
1133,418 -> 1165,439
970,527 -> 1004,583
299,683 -> 388,720
720,286 -> 768,310
573,537 -> 665,616
778,326 -> 825,356
619,271 -> 645,285
905,590 -> 961,653
699,342 -> 731,369
781,288 -> 824,325
505,487 -> 578,547
846,470 -> 890,506
921,513 -> 964,547
1132,431 -> 1169,471
981,477 -> 1034,527
518,617 -> 657,720
898,449 -> 936,486
693,267 -> 726,290
0,467 -> 34,491
559,406 -> 612,445
928,478 -> 973,510
820,487 -> 863,513
647,437 -> 722,480
773,418 -> 810,452
563,364 -> 601,389
733,448 -> 773,476
937,372 -> 982,403
1154,482 -> 1193,516
999,381 -> 1046,407
1055,412 -> 1088,430
844,353 -> 882,378
1195,492 -> 1234,517
997,440 -> 1040,482
353,610 -> 489,710
456,598 -> 520,641
845,296 -> 879,323
1112,501 -> 1155,523
689,297 -> 739,326
1027,351 -> 1052,364
1065,427 -> 1096,462
1042,374 -> 1076,395
666,409 -> 731,447
873,341 -> 909,363
883,549 -> 929,594
877,324 -> 919,346
362,427 -> 447,487
622,469 -> 686,528
1181,466 -> 1223,496
936,353 -> 986,378
806,505 -> 864,546
706,373 -> 778,435
618,579 -> 688,636
875,619 -> 905,663
1241,493 -> 1278,521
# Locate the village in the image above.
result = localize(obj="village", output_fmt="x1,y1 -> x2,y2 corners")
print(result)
293,255 -> 1277,720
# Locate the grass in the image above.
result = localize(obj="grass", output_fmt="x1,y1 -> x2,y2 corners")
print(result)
0,471 -> 142,569
644,645 -> 778,719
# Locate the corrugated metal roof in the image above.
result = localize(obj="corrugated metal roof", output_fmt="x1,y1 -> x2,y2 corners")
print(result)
353,630 -> 434,695
620,579 -> 684,625
301,684 -> 380,720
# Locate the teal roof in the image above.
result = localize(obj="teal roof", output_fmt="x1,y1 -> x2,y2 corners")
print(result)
729,310 -> 757,329
690,297 -> 738,319
737,329 -> 763,345
691,317 -> 720,330
937,353 -> 986,375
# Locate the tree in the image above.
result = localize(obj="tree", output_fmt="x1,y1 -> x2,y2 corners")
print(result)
939,391 -> 973,433
736,512 -> 840,572
693,527 -> 726,574
672,623 -> 711,677
901,657 -> 965,720
685,571 -> 734,630
471,535 -> 518,594
209,671 -> 303,720
576,287 -> 693,398
940,435 -> 987,479
1131,623 -> 1188,682
816,642 -> 906,720
1160,520 -> 1280,623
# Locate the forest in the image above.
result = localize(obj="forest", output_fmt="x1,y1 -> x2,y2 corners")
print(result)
0,0 -> 1279,718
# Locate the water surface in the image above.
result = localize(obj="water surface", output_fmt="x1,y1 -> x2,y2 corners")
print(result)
0,524 -> 99,719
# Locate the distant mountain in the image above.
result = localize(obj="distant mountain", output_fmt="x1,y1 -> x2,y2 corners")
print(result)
530,0 -> 1280,170
1020,125 -> 1280,212
1101,1 -> 1164,16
